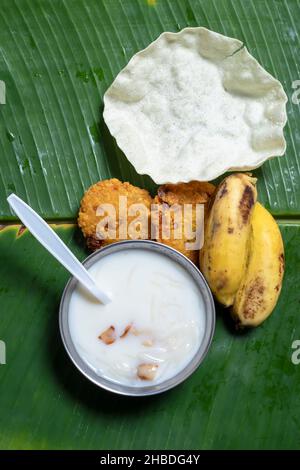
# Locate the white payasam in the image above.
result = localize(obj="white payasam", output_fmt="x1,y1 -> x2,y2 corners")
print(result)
68,249 -> 205,386
103,27 -> 287,183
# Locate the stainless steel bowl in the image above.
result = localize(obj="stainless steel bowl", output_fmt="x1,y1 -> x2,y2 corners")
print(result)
59,240 -> 215,397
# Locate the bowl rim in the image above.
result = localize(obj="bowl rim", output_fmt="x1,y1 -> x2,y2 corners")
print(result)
59,239 -> 216,397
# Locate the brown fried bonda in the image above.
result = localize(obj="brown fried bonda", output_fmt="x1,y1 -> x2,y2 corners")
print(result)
153,181 -> 215,265
78,178 -> 152,250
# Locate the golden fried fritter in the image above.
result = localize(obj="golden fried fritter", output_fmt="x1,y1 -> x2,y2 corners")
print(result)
153,181 -> 215,265
78,178 -> 152,251
156,181 -> 215,206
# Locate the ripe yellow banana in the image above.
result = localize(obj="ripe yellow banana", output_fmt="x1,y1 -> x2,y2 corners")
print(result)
232,202 -> 284,327
200,173 -> 257,306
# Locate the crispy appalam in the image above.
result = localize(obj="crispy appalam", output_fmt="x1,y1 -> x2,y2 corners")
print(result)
78,178 -> 152,250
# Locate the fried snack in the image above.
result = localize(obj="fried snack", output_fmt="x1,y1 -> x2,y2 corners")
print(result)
78,178 -> 152,250
153,181 -> 215,265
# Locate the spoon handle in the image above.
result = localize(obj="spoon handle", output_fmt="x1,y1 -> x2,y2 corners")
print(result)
7,194 -> 111,304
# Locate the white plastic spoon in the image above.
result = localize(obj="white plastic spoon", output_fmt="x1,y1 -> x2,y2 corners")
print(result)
7,194 -> 111,304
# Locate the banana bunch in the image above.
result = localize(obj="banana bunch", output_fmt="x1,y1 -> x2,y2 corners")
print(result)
200,173 -> 284,327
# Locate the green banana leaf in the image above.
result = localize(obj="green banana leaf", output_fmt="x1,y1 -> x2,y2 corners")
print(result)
0,223 -> 299,450
0,0 -> 299,219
